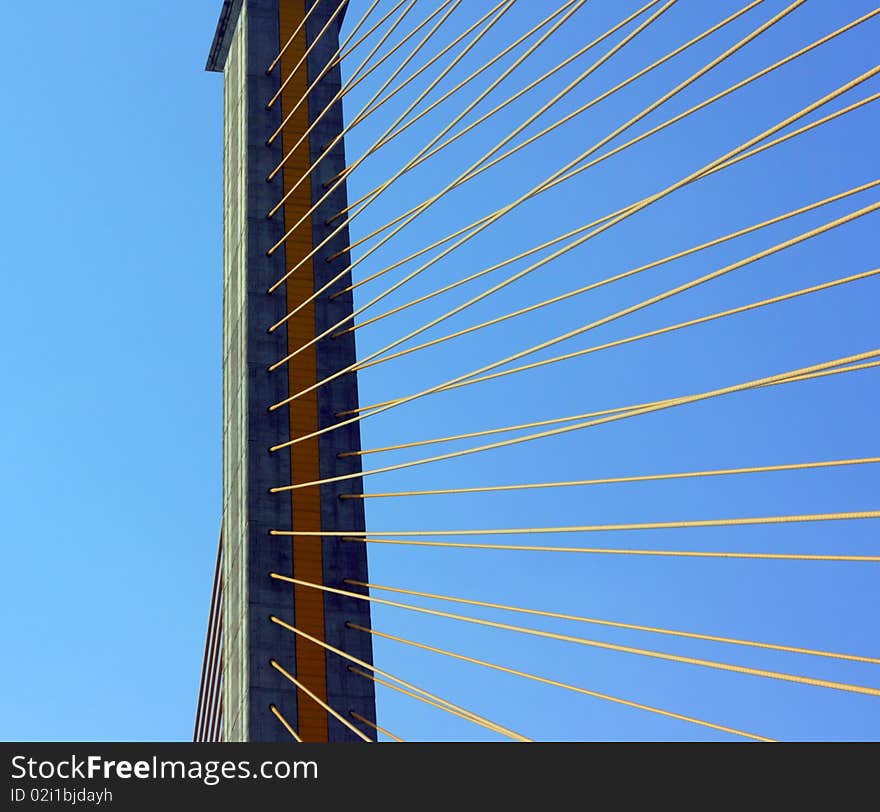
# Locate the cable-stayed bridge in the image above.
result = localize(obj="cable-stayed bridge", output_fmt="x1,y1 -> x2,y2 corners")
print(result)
194,0 -> 880,742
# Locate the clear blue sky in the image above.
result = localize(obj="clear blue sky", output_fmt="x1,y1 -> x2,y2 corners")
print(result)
1,0 -> 877,742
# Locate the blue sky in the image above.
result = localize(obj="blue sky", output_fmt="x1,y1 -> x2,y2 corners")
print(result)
1,0 -> 877,742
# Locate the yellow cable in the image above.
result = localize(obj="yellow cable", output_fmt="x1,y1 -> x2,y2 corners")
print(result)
274,193 -> 878,450
349,710 -> 405,743
344,456 -> 880,499
346,1 -> 572,139
351,267 -> 880,401
266,0 -> 583,262
337,203 -> 878,418
332,0 -> 383,57
333,5 -> 876,307
278,510 -> 880,538
274,356 -> 880,481
270,660 -> 373,742
266,0 -> 803,342
332,0 -> 762,236
350,402 -> 662,455
334,82 -> 880,317
266,0 -> 322,74
310,0 -> 665,265
450,7 -> 880,200
331,0 -> 670,219
339,175 -> 878,341
266,0 -> 383,147
351,273 -> 880,422
269,37 -> 868,359
265,0 -> 678,310
321,169 -> 878,414
345,538 -> 880,563
324,176 -> 878,417
265,0 -> 668,295
519,93 -> 880,251
273,0 -> 434,137
343,360 -> 880,453
337,400 -> 658,455
267,0 -> 459,153
266,0 -> 515,224
449,318 -> 880,408
338,0 -> 872,301
347,580 -> 880,665
271,576 -> 880,698
267,0 -> 417,183
267,0 -> 350,110
360,361 -> 880,454
335,0 -> 593,188
268,615 -> 529,742
269,704 -> 302,743
267,67 -> 877,415
334,0 -> 406,64
268,350 -> 880,488
348,667 -> 525,742
351,624 -> 774,742
301,0 -> 728,290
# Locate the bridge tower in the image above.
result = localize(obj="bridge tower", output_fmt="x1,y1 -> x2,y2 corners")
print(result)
200,0 -> 376,743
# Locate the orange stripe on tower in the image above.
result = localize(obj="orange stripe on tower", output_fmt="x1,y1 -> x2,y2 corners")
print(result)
277,0 -> 329,744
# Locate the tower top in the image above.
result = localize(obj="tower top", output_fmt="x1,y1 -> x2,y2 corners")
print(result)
206,0 -> 349,72
206,0 -> 242,72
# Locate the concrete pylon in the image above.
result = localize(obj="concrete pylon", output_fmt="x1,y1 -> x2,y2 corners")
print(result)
206,0 -> 376,743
